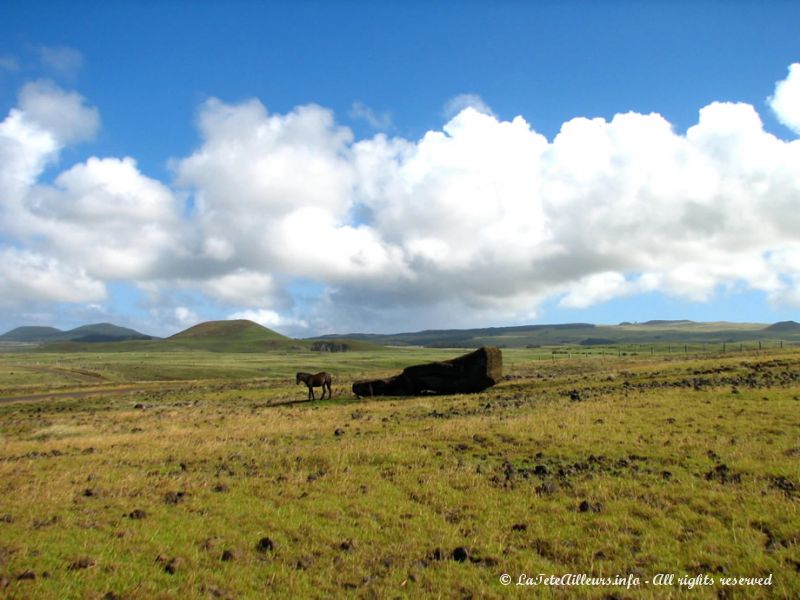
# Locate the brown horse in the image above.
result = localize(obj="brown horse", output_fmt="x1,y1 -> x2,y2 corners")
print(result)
296,371 -> 332,400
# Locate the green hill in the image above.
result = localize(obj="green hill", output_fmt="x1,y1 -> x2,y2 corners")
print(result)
0,322 -> 153,343
165,319 -> 302,352
0,326 -> 63,342
764,320 -> 800,333
170,319 -> 287,340
66,323 -> 155,342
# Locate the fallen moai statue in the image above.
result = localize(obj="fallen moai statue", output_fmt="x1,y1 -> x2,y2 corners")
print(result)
352,346 -> 503,397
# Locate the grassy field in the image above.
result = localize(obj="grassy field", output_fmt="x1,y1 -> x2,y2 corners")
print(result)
0,347 -> 798,598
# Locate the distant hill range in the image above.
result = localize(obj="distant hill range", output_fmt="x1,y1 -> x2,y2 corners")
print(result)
0,322 -> 154,343
619,319 -> 695,326
315,320 -> 800,348
313,323 -> 597,348
2,319 -> 799,352
0,319 -> 382,353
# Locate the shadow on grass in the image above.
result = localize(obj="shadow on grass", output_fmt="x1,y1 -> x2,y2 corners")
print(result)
267,391 -> 410,409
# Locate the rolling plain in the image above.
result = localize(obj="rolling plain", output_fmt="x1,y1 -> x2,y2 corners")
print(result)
0,339 -> 799,599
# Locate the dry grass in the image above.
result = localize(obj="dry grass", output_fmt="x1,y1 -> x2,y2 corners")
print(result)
0,348 -> 798,598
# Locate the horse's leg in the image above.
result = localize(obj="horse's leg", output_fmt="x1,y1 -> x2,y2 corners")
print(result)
326,382 -> 332,399
310,386 -> 316,401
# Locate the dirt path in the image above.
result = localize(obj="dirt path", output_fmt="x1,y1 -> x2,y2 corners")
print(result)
13,364 -> 108,383
0,384 -> 182,405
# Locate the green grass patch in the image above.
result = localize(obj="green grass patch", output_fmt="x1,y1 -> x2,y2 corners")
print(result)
0,348 -> 798,598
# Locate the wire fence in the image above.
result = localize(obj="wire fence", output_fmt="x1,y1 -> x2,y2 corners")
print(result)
519,340 -> 797,361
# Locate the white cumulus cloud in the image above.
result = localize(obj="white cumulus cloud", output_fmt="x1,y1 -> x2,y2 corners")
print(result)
174,306 -> 199,327
18,80 -> 99,144
201,270 -> 280,307
0,248 -> 105,306
229,309 -> 308,331
174,97 -> 401,290
770,63 -> 800,135
21,156 -> 183,280
3,64 -> 800,335
0,82 -> 183,311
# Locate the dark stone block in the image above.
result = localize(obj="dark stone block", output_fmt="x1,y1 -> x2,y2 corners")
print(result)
352,347 -> 502,397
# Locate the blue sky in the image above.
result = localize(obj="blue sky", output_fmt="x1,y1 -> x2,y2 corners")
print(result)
1,1 -> 799,336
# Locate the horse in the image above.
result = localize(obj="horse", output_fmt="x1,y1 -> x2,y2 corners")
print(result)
296,371 -> 332,401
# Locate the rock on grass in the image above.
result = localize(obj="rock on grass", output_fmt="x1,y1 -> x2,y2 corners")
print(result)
256,537 -> 275,552
451,547 -> 469,562
578,500 -> 604,513
163,491 -> 186,505
704,464 -> 742,485
220,549 -> 236,562
67,557 -> 96,571
155,555 -> 182,574
426,548 -> 444,561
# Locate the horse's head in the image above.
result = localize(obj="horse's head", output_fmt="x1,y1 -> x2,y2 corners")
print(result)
295,372 -> 303,384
